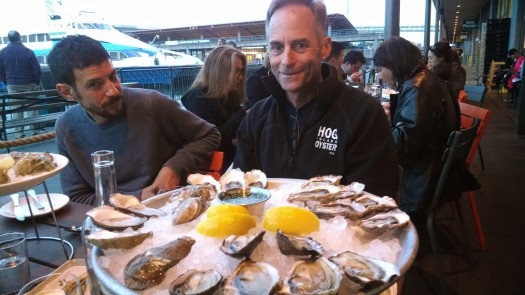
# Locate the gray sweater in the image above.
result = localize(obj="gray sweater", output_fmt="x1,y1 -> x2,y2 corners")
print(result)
55,88 -> 220,204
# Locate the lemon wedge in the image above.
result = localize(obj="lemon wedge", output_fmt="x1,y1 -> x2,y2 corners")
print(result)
263,206 -> 320,236
197,213 -> 256,238
206,204 -> 249,218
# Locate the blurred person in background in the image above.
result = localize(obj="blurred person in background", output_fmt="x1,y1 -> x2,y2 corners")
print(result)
182,46 -> 247,173
374,36 -> 478,215
0,30 -> 43,138
427,42 -> 466,100
234,0 -> 399,198
324,41 -> 346,80
342,49 -> 365,82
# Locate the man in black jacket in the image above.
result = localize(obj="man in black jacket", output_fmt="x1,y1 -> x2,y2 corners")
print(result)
234,0 -> 399,197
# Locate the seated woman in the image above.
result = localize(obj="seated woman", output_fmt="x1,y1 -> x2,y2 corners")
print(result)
182,46 -> 247,173
373,37 -> 462,215
427,42 -> 466,100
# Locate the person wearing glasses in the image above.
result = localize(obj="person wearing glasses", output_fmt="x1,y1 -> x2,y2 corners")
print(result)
182,46 -> 248,173
234,0 -> 399,198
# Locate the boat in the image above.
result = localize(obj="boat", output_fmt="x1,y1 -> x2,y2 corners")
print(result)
0,1 -> 203,68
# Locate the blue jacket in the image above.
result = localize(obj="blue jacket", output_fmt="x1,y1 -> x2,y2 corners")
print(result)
0,42 -> 41,85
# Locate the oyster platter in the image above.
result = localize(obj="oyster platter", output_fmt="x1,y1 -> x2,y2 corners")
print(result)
84,169 -> 417,295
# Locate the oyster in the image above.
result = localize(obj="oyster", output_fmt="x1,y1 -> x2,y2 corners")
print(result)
278,257 -> 342,295
276,230 -> 323,261
172,197 -> 207,225
84,229 -> 152,249
357,209 -> 410,235
220,231 -> 265,259
328,251 -> 399,290
110,193 -> 166,218
300,175 -> 342,190
222,259 -> 280,294
187,173 -> 221,193
169,185 -> 217,203
124,236 -> 195,290
244,169 -> 268,188
219,168 -> 245,190
287,184 -> 341,204
86,205 -> 148,231
169,269 -> 222,295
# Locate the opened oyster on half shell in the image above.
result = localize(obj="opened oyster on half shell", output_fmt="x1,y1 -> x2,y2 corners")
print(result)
222,259 -> 280,294
86,205 -> 148,231
356,209 -> 410,235
219,168 -> 246,190
169,269 -> 222,295
110,193 -> 166,218
278,257 -> 342,295
220,231 -> 266,259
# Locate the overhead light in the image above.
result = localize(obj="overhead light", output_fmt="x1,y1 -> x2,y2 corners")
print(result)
457,5 -> 461,8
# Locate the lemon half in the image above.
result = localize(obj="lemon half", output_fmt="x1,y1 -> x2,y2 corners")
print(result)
263,206 -> 320,236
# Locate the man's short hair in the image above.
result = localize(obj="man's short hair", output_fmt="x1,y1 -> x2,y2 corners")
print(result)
47,35 -> 110,86
7,31 -> 21,42
343,50 -> 365,65
325,41 -> 345,62
266,0 -> 327,38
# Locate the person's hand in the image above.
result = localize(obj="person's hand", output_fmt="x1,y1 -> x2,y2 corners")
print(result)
382,101 -> 391,118
350,72 -> 363,82
140,166 -> 181,200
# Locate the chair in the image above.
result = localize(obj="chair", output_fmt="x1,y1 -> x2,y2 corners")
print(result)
459,102 -> 492,250
463,85 -> 487,107
458,89 -> 468,102
198,151 -> 224,181
426,119 -> 480,295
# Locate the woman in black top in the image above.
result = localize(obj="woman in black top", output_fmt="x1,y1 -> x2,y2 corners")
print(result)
182,46 -> 247,173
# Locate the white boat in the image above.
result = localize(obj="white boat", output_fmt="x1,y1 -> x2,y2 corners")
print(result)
0,1 -> 203,68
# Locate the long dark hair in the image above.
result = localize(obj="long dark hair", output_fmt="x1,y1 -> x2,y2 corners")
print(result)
373,36 -> 425,86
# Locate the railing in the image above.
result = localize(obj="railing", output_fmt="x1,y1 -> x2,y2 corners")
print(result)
41,64 -> 264,100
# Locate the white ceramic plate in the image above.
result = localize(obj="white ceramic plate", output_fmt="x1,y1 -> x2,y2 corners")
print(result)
0,153 -> 68,196
0,193 -> 69,219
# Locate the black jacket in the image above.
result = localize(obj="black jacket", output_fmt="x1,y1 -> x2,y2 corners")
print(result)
391,66 -> 460,213
182,88 -> 246,173
234,63 -> 399,197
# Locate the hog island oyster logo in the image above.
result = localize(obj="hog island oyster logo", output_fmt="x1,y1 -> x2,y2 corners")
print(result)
315,126 -> 338,154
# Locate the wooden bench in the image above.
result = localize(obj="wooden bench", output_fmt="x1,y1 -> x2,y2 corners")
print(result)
1,89 -> 77,150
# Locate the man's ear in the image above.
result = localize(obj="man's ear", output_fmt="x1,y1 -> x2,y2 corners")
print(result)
56,83 -> 78,101
321,36 -> 332,60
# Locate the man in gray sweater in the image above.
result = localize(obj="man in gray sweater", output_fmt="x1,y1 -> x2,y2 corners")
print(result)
48,35 -> 220,204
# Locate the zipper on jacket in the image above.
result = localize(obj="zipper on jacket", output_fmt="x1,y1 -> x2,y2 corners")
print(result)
288,152 -> 295,167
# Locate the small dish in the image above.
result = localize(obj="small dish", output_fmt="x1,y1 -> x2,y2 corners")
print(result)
0,193 -> 69,219
217,187 -> 271,216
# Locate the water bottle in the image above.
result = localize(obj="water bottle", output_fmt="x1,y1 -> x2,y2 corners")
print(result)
91,150 -> 117,206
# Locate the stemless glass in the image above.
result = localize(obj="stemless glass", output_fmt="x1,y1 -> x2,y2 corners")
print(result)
0,232 -> 30,295
91,150 -> 117,206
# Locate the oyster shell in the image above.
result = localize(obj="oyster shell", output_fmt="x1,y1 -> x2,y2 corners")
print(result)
124,236 -> 195,290
219,168 -> 245,190
328,251 -> 399,290
278,257 -> 342,295
220,231 -> 266,259
169,185 -> 217,203
187,173 -> 221,193
86,205 -> 148,231
287,185 -> 341,204
222,259 -> 280,294
244,169 -> 268,188
357,209 -> 410,235
276,230 -> 323,261
84,229 -> 152,249
300,175 -> 342,190
169,269 -> 222,295
110,193 -> 166,218
172,197 -> 207,225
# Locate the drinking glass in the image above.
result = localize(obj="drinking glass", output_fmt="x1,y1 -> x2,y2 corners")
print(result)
91,150 -> 117,206
18,272 -> 85,295
0,232 -> 30,295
